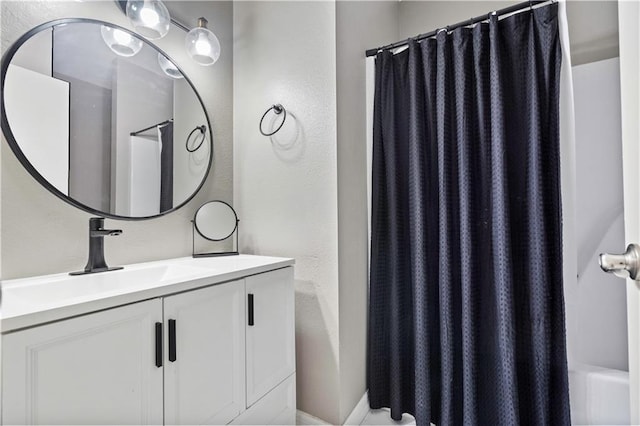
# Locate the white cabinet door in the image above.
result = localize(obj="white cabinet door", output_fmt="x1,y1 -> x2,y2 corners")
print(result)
2,299 -> 163,425
163,280 -> 246,425
246,267 -> 295,406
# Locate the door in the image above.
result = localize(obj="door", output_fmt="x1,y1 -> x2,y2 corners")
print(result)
1,299 -> 163,425
245,267 -> 295,406
4,64 -> 70,195
617,2 -> 640,423
163,280 -> 246,425
599,1 -> 640,423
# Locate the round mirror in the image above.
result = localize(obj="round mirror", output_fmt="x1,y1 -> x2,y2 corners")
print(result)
194,200 -> 238,241
1,18 -> 212,219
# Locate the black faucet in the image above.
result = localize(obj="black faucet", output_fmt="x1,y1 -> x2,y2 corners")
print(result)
70,217 -> 123,276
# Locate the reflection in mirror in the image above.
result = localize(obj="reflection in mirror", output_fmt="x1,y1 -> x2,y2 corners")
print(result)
2,19 -> 212,219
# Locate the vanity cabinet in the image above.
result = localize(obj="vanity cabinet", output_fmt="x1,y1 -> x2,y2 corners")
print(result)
2,266 -> 295,425
2,299 -> 164,425
246,267 -> 296,406
163,280 -> 246,425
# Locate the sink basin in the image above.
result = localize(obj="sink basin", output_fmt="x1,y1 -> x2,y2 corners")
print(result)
4,263 -> 211,306
1,254 -> 295,333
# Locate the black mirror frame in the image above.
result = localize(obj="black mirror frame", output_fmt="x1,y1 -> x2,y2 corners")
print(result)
0,18 -> 214,221
194,200 -> 238,242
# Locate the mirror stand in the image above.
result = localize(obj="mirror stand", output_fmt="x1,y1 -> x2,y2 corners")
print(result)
191,220 -> 239,257
191,200 -> 240,257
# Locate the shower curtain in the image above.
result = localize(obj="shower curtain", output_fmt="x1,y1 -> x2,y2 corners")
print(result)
368,4 -> 571,426
158,122 -> 174,211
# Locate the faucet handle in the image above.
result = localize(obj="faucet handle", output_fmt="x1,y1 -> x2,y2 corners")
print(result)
89,217 -> 106,230
71,217 -> 123,275
89,217 -> 122,236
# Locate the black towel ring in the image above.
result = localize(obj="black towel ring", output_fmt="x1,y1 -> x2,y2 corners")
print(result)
186,125 -> 207,152
259,104 -> 287,136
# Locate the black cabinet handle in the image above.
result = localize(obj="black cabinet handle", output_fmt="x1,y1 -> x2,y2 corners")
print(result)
169,319 -> 177,362
248,293 -> 254,326
155,322 -> 163,368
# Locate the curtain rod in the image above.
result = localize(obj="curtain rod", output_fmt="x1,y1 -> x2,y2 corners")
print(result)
365,0 -> 550,57
131,119 -> 173,137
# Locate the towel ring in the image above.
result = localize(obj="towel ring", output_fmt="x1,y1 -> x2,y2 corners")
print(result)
186,125 -> 207,152
259,104 -> 287,136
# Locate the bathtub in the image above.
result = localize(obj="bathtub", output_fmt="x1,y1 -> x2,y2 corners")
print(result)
569,364 -> 630,425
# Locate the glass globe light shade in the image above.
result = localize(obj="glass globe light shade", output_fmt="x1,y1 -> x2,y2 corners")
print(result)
185,18 -> 221,66
100,25 -> 143,57
157,53 -> 183,79
126,0 -> 171,40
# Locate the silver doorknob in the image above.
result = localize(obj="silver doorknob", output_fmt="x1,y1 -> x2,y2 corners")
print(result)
599,243 -> 640,280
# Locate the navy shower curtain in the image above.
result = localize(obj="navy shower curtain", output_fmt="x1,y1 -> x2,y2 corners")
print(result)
368,4 -> 570,426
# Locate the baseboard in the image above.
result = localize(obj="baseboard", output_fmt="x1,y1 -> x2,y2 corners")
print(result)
296,410 -> 330,425
343,392 -> 369,425
296,391 -> 369,426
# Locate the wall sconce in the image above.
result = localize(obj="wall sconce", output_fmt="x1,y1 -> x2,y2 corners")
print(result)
185,18 -> 221,66
114,1 -> 221,66
157,52 -> 184,79
100,25 -> 143,57
125,0 -> 171,40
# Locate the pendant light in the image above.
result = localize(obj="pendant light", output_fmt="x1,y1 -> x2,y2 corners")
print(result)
125,0 -> 171,40
157,53 -> 184,79
100,25 -> 143,57
185,18 -> 221,66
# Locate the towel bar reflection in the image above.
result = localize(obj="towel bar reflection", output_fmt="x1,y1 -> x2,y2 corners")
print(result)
259,104 -> 287,136
186,125 -> 207,152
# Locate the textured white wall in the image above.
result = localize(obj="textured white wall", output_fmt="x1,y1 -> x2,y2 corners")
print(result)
0,1 -> 233,279
234,1 -> 399,423
398,0 -> 516,40
233,1 -> 340,423
335,2 -> 397,423
566,0 -> 619,65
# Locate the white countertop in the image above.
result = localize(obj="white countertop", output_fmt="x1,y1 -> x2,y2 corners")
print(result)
0,254 -> 294,333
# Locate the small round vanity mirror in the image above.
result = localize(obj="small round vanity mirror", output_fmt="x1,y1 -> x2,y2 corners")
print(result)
194,200 -> 238,241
